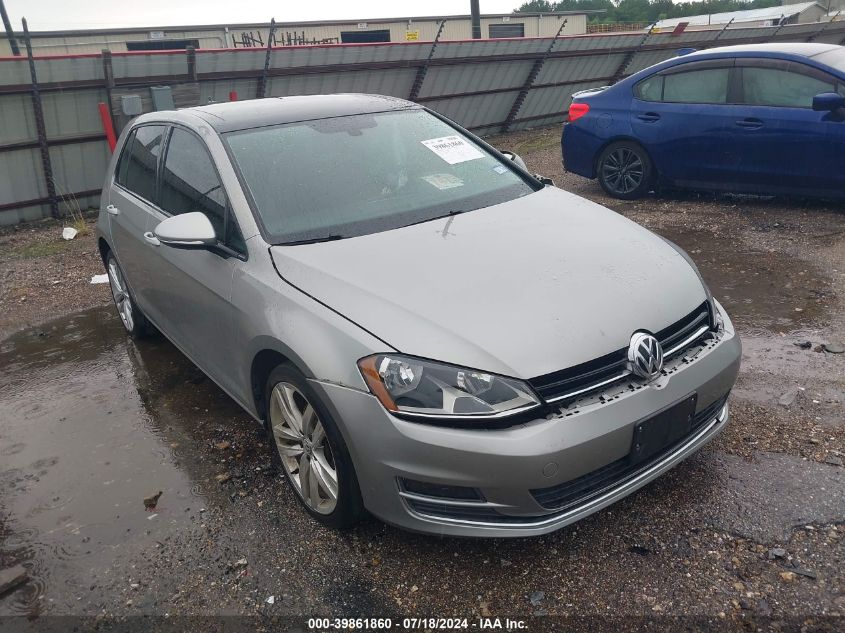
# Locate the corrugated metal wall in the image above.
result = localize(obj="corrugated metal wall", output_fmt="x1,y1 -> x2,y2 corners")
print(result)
0,16 -> 588,55
2,20 -> 844,225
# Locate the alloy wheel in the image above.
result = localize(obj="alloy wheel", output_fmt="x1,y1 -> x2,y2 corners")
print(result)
269,381 -> 339,514
601,147 -> 645,195
107,258 -> 134,332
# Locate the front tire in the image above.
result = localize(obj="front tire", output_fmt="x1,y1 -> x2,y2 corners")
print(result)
597,141 -> 654,200
265,364 -> 364,529
106,253 -> 151,339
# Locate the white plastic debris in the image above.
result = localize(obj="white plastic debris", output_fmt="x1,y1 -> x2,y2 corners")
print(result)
266,596 -> 275,605
90,274 -> 109,284
61,227 -> 78,240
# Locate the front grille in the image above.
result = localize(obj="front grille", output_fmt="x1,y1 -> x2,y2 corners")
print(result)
530,393 -> 729,511
529,302 -> 711,404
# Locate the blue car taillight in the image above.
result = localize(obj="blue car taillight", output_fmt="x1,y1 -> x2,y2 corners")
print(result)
568,102 -> 590,122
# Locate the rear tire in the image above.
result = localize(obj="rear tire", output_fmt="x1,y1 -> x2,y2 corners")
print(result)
597,141 -> 654,200
265,364 -> 364,529
106,252 -> 151,339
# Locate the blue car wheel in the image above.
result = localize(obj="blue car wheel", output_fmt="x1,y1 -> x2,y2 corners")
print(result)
597,141 -> 654,200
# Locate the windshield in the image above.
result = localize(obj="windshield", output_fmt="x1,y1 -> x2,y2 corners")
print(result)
225,109 -> 536,244
815,47 -> 845,75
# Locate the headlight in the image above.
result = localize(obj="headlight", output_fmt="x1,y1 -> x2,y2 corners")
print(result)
357,354 -> 541,421
710,298 -> 725,332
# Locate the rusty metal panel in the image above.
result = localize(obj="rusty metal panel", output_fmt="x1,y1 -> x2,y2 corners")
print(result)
665,30 -> 724,45
196,49 -> 265,74
111,52 -> 187,79
0,93 -> 36,143
0,58 -> 35,86
267,68 -> 417,99
268,42 -> 431,69
419,60 -> 534,98
433,38 -> 551,59
41,88 -> 108,138
0,148 -> 44,204
556,33 -> 643,52
49,141 -> 110,203
625,49 -> 679,75
535,53 -> 626,85
425,91 -> 517,129
33,56 -> 103,84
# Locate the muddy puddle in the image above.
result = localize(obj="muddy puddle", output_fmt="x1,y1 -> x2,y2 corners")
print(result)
0,307 -> 259,616
653,226 -> 835,335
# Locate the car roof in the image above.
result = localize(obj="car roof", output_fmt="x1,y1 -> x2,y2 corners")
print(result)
181,94 -> 419,133
676,42 -> 840,61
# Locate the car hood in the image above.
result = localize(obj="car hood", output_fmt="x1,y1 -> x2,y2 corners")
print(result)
269,187 -> 707,379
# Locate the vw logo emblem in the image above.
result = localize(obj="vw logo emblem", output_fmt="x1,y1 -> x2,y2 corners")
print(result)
628,332 -> 664,380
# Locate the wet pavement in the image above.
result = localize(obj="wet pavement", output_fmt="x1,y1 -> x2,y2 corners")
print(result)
0,309 -> 231,616
1,127 -> 845,627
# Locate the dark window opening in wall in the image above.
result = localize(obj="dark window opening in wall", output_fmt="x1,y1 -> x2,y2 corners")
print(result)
489,23 -> 525,38
126,38 -> 200,51
340,30 -> 391,43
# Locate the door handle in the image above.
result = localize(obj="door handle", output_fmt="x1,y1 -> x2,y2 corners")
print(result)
106,204 -> 120,216
143,231 -> 160,247
637,113 -> 661,122
736,118 -> 763,129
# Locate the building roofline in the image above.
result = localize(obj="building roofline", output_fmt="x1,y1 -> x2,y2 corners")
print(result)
1,11 -> 605,38
652,1 -> 825,27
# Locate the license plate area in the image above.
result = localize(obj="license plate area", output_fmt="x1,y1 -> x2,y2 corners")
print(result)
630,393 -> 698,465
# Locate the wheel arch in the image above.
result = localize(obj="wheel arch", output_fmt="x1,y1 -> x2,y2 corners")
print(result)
592,136 -> 658,181
249,339 -> 316,425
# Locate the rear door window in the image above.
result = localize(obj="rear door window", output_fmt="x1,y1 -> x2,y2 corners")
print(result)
663,68 -> 730,104
119,125 -> 166,203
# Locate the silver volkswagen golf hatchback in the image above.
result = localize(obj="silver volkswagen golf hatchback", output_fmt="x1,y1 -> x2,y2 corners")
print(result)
97,94 -> 740,537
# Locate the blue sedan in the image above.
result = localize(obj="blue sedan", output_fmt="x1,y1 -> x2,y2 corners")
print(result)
562,43 -> 845,200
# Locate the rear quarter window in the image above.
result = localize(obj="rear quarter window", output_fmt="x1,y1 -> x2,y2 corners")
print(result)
115,130 -> 135,186
634,75 -> 664,101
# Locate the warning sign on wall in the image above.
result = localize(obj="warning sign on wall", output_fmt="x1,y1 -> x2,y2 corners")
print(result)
405,30 -> 420,41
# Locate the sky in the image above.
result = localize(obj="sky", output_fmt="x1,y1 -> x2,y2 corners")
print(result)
4,1 -> 525,30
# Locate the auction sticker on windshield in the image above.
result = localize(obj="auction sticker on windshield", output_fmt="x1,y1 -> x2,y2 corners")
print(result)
422,173 -> 464,190
421,136 -> 484,165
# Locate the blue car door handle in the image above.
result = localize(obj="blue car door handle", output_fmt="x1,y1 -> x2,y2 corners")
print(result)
637,113 -> 661,122
736,118 -> 764,129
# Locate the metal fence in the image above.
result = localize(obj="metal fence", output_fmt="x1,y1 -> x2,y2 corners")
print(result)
2,19 -> 845,225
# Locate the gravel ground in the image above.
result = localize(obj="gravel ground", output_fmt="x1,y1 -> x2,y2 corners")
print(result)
1,125 -> 844,631
0,217 -> 110,341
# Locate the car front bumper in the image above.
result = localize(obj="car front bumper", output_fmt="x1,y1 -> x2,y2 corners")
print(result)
312,322 -> 741,538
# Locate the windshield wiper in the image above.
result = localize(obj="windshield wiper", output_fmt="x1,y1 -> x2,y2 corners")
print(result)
279,235 -> 345,246
402,209 -> 469,229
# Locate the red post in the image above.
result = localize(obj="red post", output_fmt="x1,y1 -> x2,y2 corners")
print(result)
229,90 -> 238,101
98,102 -> 117,152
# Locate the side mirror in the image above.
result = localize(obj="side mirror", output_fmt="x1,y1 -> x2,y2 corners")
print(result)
535,175 -> 555,186
499,150 -> 528,171
154,212 -> 216,249
812,92 -> 845,112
